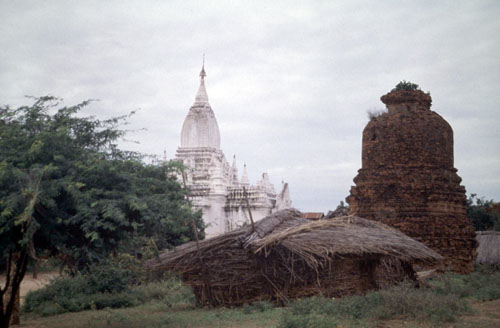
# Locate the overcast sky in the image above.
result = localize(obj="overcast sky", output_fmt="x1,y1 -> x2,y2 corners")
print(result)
1,0 -> 499,212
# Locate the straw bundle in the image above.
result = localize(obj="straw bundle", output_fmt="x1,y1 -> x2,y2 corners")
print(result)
476,231 -> 500,265
148,209 -> 442,306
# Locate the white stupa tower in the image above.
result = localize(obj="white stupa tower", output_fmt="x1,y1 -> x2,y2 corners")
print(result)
180,64 -> 220,149
175,62 -> 292,237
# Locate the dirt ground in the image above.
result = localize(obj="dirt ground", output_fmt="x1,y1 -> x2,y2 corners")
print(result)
0,272 -> 58,305
460,299 -> 500,328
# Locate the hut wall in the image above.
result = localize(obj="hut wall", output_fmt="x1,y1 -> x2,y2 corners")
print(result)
181,245 -> 266,306
273,257 -> 413,300
186,253 -> 415,306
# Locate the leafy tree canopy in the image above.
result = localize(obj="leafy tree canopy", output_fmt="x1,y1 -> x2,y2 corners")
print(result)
466,194 -> 500,231
0,96 -> 203,271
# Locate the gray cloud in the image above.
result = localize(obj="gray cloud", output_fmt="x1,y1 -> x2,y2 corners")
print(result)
1,0 -> 499,211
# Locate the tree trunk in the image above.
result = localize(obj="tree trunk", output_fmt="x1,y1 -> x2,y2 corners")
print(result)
3,291 -> 20,326
32,260 -> 38,279
1,251 -> 28,328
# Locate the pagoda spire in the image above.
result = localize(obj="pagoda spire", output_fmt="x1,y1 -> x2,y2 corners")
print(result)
231,154 -> 237,168
194,55 -> 208,105
227,155 -> 239,185
241,163 -> 249,186
200,54 -> 206,78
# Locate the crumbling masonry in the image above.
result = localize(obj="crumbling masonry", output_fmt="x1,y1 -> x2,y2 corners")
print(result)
347,88 -> 477,273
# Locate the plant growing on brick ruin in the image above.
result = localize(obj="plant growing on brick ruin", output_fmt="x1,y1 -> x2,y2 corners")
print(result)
367,109 -> 388,121
392,80 -> 420,91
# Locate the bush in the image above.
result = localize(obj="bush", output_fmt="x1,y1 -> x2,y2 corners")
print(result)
466,194 -> 500,231
37,302 -> 66,317
23,258 -> 195,316
23,274 -> 89,313
84,259 -> 132,294
430,269 -> 500,301
367,109 -> 387,121
392,80 -> 420,91
23,274 -> 138,316
130,278 -> 195,307
90,293 -> 140,310
242,300 -> 274,314
365,285 -> 468,323
280,282 -> 470,327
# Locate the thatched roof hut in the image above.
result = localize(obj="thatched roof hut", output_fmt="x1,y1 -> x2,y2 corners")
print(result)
476,231 -> 500,265
149,209 -> 442,306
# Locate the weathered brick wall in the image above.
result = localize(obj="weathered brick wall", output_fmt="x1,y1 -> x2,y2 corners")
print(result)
347,89 -> 477,273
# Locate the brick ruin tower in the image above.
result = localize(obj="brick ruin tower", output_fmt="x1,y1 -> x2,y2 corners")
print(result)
346,83 -> 477,273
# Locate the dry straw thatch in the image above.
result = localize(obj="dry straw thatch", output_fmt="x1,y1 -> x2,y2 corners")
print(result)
476,231 -> 500,265
148,209 -> 442,306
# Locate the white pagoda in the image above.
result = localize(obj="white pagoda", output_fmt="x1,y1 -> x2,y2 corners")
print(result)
175,64 -> 292,237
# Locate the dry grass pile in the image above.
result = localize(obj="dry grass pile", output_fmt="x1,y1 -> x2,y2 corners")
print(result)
148,209 -> 442,306
476,231 -> 500,265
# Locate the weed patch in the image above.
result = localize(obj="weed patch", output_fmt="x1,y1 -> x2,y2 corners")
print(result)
242,300 -> 274,314
280,282 -> 471,327
430,269 -> 500,301
23,274 -> 194,316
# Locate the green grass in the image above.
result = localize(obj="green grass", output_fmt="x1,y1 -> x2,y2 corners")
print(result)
279,267 -> 500,328
280,283 -> 470,328
430,268 -> 500,301
21,265 -> 500,328
22,302 -> 283,328
23,276 -> 194,316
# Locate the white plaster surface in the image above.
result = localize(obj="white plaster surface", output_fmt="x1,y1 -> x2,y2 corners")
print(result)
175,66 -> 292,237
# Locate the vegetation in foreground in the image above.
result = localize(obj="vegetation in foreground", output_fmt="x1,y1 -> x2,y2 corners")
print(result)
23,257 -> 193,317
280,267 -> 500,328
21,265 -> 500,328
0,97 -> 203,327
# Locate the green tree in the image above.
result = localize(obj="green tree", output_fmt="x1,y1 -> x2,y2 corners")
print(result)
0,97 -> 203,327
466,194 -> 500,231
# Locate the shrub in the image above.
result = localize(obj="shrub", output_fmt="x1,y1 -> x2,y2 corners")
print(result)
130,278 -> 195,307
288,296 -> 333,316
365,284 -> 468,323
23,274 -> 89,313
280,282 -> 470,327
37,302 -> 66,317
367,109 -> 387,121
430,269 -> 500,301
466,194 -> 500,231
392,80 -> 420,91
85,259 -> 132,294
90,293 -> 140,309
23,259 -> 195,316
242,300 -> 274,314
